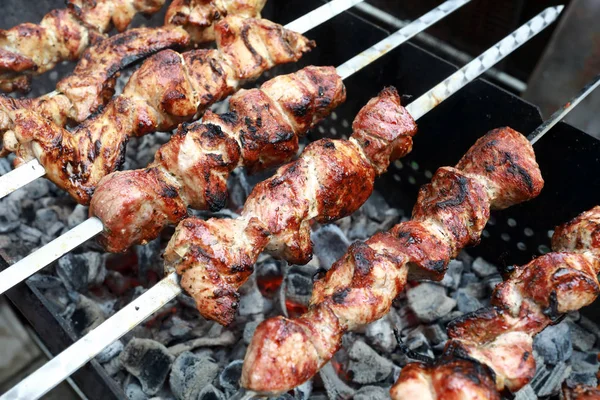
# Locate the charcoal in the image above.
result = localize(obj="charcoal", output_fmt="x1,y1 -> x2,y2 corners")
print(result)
97,340 -> 124,363
535,362 -> 570,397
320,362 -> 355,399
0,158 -> 10,175
47,221 -> 65,237
293,380 -> 312,400
103,356 -> 123,376
421,324 -> 448,346
514,385 -> 537,400
455,289 -> 482,313
570,350 -> 599,373
578,315 -> 600,341
311,224 -> 350,268
354,386 -> 390,400
219,360 -> 244,393
347,340 -> 394,384
169,352 -> 219,400
33,207 -> 58,231
168,317 -> 193,339
462,281 -> 487,300
26,274 -> 63,289
365,317 -> 396,353
533,322 -> 573,365
57,252 -> 105,291
567,371 -> 598,387
438,260 -> 463,290
271,395 -> 294,400
24,179 -> 50,199
168,331 -> 236,357
471,257 -> 498,277
484,274 -> 503,291
0,219 -> 19,233
405,329 -> 430,353
459,272 -> 480,287
120,338 -> 175,395
197,385 -> 226,400
70,294 -> 105,336
285,265 -> 315,306
407,283 -> 456,323
17,224 -> 42,244
125,382 -> 149,400
67,204 -> 88,228
136,237 -> 162,282
0,234 -> 11,249
238,285 -> 264,317
566,320 -> 596,351
243,318 -> 262,345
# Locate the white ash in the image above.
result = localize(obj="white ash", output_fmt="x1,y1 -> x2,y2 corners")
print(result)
3,150 -> 600,399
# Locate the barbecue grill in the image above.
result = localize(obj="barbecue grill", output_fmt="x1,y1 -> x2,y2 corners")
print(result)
1,1 -> 599,399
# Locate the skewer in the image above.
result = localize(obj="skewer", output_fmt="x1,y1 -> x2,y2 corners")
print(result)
391,206 -> 600,399
0,0 -> 368,200
0,0 -> 473,296
0,8 -> 561,400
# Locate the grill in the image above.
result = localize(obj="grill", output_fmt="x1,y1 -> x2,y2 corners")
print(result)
0,1 -> 599,399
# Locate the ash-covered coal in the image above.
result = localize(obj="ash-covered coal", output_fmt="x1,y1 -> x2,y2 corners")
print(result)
2,134 -> 600,399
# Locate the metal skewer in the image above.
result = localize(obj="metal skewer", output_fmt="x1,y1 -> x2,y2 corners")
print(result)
0,0 -> 472,296
0,7 -> 564,400
0,0 -> 367,201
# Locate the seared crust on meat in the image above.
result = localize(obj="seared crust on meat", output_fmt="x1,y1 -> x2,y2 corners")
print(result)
165,0 -> 266,43
392,207 -> 600,399
241,127 -> 543,394
162,88 -> 416,326
91,66 -> 344,252
0,26 -> 190,132
6,17 -> 314,205
0,0 -> 165,92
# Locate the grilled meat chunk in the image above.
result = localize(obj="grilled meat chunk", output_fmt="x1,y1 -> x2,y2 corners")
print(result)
6,17 -> 314,205
165,0 -> 266,43
392,207 -> 600,399
0,0 -> 165,92
241,127 -> 543,394
91,66 -> 344,252
162,88 -> 416,326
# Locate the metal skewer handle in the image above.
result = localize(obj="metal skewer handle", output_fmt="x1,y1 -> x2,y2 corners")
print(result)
0,6 -> 563,399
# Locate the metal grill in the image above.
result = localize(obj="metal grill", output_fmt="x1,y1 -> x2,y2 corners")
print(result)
0,0 -> 597,399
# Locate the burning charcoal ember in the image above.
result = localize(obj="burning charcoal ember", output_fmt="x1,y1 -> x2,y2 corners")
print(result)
197,385 -> 226,400
97,340 -> 124,364
0,158 -> 10,174
0,234 -> 11,249
406,283 -> 456,323
354,385 -> 390,400
421,324 -> 448,348
57,252 -> 106,292
311,224 -> 351,268
103,356 -> 123,376
483,273 -> 503,292
120,338 -> 175,396
565,320 -> 597,352
70,294 -> 105,336
569,351 -> 599,384
471,256 -> 499,277
125,382 -> 147,400
514,385 -> 537,400
438,260 -> 463,290
534,322 -> 573,365
320,361 -> 356,399
455,289 -> 483,313
168,317 -> 194,340
135,237 -> 163,283
285,264 -> 317,308
33,207 -> 58,232
169,352 -> 219,400
67,204 -> 88,228
219,360 -> 244,394
238,283 -> 265,317
347,340 -> 395,384
365,317 -> 396,354
0,220 -> 19,234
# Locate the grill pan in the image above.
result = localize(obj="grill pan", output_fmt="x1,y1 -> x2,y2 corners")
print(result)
1,0 -> 599,398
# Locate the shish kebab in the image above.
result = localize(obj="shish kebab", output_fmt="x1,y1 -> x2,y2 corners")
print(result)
0,0 -> 362,133
0,0 -> 387,202
391,205 -> 600,400
0,0 -> 477,295
0,0 -> 268,93
0,9 -> 561,400
241,70 -> 596,396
